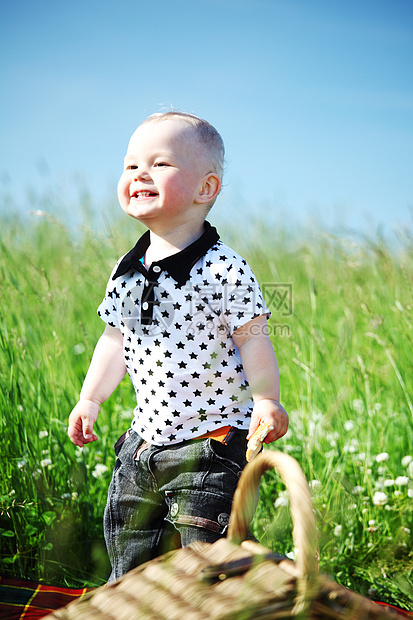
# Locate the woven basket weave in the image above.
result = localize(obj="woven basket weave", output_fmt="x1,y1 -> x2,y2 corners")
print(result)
44,451 -> 401,619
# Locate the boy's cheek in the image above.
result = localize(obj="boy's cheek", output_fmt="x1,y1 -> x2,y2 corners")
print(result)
117,178 -> 129,208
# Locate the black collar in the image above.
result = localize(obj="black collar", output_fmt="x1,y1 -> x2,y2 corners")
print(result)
112,221 -> 220,286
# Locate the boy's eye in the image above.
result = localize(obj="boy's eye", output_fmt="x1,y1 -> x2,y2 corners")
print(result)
154,162 -> 168,167
126,165 -> 138,170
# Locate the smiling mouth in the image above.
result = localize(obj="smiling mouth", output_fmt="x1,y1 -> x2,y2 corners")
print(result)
131,191 -> 157,199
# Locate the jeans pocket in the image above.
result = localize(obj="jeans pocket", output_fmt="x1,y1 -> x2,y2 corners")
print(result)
114,429 -> 131,456
164,489 -> 232,536
208,437 -> 247,479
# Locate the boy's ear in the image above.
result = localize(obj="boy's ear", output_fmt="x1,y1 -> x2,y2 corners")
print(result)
195,173 -> 221,205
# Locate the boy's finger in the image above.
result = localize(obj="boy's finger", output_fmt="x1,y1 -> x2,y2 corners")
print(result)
246,418 -> 260,440
82,418 -> 95,440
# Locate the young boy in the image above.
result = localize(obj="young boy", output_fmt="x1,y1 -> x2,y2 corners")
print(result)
68,111 -> 288,581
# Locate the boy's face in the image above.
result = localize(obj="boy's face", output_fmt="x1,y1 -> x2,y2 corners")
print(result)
118,119 -> 216,227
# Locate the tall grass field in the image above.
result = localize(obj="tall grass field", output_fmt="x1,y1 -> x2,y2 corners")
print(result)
1,200 -> 412,610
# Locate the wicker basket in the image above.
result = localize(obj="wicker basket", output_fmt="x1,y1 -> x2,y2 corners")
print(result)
44,451 -> 402,619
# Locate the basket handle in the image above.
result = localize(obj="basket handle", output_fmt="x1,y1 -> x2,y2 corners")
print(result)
227,451 -> 319,610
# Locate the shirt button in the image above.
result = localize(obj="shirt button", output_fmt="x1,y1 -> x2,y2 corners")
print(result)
153,265 -> 161,273
142,302 -> 149,311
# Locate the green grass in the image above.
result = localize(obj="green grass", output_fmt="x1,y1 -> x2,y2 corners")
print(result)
0,201 -> 412,608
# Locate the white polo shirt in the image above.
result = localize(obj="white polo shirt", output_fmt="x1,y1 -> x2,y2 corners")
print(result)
97,222 -> 270,445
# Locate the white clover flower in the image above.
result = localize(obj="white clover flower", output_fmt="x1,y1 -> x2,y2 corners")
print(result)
375,480 -> 384,490
408,462 -> 413,477
395,476 -> 409,486
40,458 -> 52,468
309,480 -> 322,493
408,489 -> 413,499
9,489 -> 16,497
352,485 -> 364,495
39,430 -> 48,439
367,526 -> 378,533
17,459 -> 27,469
343,444 -> 357,454
92,464 -> 109,478
372,491 -> 387,506
73,343 -> 85,355
368,519 -> 376,526
333,525 -> 342,537
312,411 -> 323,423
275,496 -> 289,508
308,420 -> 316,434
383,479 -> 394,487
71,492 -> 78,500
344,420 -> 354,432
352,399 -> 364,413
119,410 -> 132,420
61,493 -> 71,500
326,431 -> 339,447
401,455 -> 412,467
401,527 -> 411,535
375,453 -> 389,463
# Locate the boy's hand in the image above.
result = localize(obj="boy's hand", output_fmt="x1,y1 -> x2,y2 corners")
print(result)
247,399 -> 289,444
68,400 -> 100,447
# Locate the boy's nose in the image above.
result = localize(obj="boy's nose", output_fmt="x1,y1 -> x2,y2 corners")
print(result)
134,168 -> 151,182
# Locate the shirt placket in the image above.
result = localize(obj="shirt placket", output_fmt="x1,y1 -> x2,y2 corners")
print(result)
141,264 -> 162,325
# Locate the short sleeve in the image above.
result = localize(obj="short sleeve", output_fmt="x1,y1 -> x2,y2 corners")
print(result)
218,256 -> 271,335
97,262 -> 123,329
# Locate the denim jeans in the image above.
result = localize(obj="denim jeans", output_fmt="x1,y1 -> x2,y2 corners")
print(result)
103,427 -> 249,581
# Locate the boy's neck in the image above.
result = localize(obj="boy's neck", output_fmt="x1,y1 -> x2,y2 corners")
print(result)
144,220 -> 206,266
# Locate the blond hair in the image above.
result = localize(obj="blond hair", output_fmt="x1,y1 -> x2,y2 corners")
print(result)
142,111 -> 225,180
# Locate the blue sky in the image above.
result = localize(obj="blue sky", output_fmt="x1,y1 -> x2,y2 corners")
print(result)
1,0 -> 412,234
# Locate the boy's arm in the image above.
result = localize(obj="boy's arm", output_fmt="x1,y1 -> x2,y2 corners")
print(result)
68,324 -> 126,447
232,314 -> 289,444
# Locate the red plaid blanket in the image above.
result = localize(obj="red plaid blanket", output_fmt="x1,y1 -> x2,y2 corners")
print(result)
0,575 -> 93,619
1,574 -> 411,618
